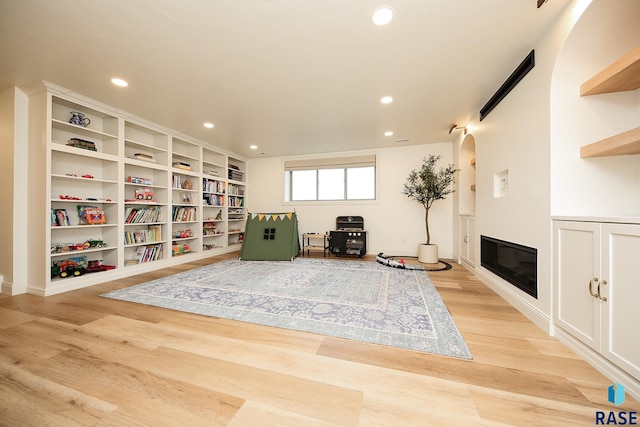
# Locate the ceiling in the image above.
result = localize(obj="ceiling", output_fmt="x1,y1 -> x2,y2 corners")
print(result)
0,0 -> 568,159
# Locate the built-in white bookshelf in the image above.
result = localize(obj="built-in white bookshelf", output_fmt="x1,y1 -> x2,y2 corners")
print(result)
27,83 -> 248,296
226,157 -> 246,247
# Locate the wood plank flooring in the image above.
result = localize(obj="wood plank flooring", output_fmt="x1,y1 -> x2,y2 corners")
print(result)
0,252 -> 637,426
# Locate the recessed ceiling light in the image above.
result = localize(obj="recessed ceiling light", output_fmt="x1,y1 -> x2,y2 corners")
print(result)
380,96 -> 393,104
111,78 -> 128,87
203,122 -> 214,129
384,131 -> 394,136
249,145 -> 258,150
372,6 -> 394,26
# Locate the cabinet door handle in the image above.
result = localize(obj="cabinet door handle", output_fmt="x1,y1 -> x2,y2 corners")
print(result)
598,279 -> 608,302
464,235 -> 468,243
589,278 -> 599,298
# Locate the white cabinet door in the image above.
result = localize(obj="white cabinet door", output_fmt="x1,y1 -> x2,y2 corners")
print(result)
601,223 -> 640,380
459,216 -> 475,267
554,221 -> 601,350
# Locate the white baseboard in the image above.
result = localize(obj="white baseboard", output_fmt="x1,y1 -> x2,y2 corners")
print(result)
24,246 -> 240,297
471,266 -> 640,401
474,267 -> 552,335
554,328 -> 640,401
1,278 -> 28,296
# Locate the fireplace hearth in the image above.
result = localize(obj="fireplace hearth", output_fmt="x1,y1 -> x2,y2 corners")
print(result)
480,235 -> 537,298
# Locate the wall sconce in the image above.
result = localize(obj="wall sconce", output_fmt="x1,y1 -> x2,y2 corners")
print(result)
448,124 -> 468,135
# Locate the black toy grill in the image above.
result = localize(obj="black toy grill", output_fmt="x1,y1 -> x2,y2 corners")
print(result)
330,216 -> 367,257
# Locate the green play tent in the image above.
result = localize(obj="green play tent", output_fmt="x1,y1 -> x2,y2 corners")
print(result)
239,212 -> 300,261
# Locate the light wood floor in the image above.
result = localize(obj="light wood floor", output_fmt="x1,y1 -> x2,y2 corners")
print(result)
0,252 -> 637,426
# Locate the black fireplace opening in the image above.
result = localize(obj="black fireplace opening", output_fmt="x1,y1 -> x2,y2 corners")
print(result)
480,235 -> 538,299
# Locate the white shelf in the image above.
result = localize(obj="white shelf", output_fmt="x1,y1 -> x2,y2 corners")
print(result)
28,85 -> 249,295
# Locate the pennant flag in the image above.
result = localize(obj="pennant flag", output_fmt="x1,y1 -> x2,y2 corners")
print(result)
251,213 -> 258,219
286,213 -> 293,220
272,214 -> 279,221
258,214 -> 265,221
279,214 -> 286,221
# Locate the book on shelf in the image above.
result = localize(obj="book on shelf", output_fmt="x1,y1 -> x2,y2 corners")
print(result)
124,206 -> 162,224
172,161 -> 191,171
135,244 -> 163,263
124,224 -> 163,245
172,206 -> 197,222
67,138 -> 97,151
127,176 -> 152,185
52,209 -> 70,226
129,153 -> 155,163
77,205 -> 106,225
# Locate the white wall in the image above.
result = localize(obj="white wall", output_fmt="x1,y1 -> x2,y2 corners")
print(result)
247,142 -> 455,258
463,1 -> 587,330
0,87 -> 29,295
551,0 -> 640,216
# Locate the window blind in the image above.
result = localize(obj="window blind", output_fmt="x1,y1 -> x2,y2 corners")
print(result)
284,155 -> 375,171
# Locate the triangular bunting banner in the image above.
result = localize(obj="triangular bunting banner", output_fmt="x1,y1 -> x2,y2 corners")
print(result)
258,214 -> 265,221
286,213 -> 293,220
279,214 -> 286,221
271,214 -> 279,221
251,213 -> 258,220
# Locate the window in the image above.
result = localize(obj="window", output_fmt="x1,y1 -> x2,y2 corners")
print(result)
263,228 -> 276,240
285,155 -> 376,201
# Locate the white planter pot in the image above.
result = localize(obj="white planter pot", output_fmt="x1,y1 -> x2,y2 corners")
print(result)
418,244 -> 439,264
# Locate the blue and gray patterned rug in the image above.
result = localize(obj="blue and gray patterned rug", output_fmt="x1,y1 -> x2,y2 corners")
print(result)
102,258 -> 472,359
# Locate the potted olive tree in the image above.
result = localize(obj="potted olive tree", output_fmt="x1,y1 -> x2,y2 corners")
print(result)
402,154 -> 458,263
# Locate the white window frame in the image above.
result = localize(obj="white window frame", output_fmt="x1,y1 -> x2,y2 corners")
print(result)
284,155 -> 376,202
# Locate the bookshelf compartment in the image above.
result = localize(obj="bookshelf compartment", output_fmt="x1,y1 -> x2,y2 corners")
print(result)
51,96 -> 119,137
203,148 -> 226,178
228,157 -> 246,183
124,243 -> 165,265
51,122 -> 118,156
172,137 -> 200,173
124,121 -> 169,165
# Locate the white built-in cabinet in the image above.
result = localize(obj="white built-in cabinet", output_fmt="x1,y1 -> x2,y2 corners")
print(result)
554,220 -> 640,383
27,84 -> 247,296
458,215 -> 475,268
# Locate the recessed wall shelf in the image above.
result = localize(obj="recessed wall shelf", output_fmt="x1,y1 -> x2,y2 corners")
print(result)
580,45 -> 640,96
579,44 -> 640,158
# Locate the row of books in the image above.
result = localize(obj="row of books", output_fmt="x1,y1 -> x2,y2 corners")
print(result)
173,161 -> 191,171
124,225 -> 163,245
228,183 -> 245,196
203,178 -> 225,194
67,138 -> 97,151
51,209 -> 70,226
228,170 -> 244,181
172,175 -> 191,189
204,194 -> 224,206
125,206 -> 162,224
228,196 -> 245,207
172,206 -> 197,222
134,244 -> 163,263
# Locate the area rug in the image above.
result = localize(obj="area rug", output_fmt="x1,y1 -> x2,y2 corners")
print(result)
101,258 -> 472,359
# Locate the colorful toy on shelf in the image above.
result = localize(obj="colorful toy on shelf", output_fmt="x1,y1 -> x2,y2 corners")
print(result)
59,194 -> 82,200
172,242 -> 191,256
86,260 -> 116,273
135,187 -> 155,201
173,229 -> 192,239
84,239 -> 107,248
52,256 -> 87,279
